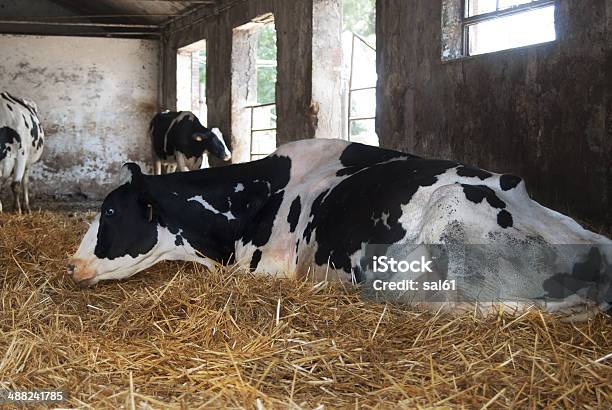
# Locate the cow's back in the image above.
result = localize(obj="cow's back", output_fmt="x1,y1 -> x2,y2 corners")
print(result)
0,92 -> 44,176
150,111 -> 179,159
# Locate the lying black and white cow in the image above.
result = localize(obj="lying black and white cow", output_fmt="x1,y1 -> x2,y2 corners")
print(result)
150,111 -> 231,174
68,139 -> 611,320
0,92 -> 44,213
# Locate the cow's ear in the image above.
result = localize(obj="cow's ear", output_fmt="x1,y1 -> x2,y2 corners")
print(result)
137,189 -> 159,223
118,162 -> 144,186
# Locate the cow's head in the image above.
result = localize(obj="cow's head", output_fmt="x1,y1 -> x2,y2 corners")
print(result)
67,163 -> 206,287
193,127 -> 232,162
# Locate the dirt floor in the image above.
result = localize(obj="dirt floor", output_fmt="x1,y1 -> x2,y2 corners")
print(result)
0,210 -> 610,408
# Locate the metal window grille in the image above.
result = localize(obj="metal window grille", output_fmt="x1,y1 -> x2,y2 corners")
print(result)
347,32 -> 376,143
248,102 -> 277,161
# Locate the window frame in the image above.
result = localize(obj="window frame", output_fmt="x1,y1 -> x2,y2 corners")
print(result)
462,0 -> 555,56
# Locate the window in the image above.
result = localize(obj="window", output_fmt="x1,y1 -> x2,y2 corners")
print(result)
231,14 -> 277,162
342,0 -> 378,146
250,23 -> 277,161
464,0 -> 556,56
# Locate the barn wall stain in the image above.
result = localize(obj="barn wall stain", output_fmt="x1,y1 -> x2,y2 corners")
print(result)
0,34 -> 159,200
377,0 -> 611,225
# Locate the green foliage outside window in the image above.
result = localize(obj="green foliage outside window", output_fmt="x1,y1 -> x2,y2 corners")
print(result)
343,0 -> 376,41
257,24 -> 277,105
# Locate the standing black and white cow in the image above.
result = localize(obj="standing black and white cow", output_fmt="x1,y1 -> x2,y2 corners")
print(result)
69,139 -> 611,321
149,111 -> 231,175
0,92 -> 44,213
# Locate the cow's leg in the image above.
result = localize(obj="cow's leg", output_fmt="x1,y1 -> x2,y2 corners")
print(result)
0,198 -> 3,213
22,167 -> 31,213
11,158 -> 26,214
11,181 -> 22,214
176,152 -> 190,172
154,159 -> 162,175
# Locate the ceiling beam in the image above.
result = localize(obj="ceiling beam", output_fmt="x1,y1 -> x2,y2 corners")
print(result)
0,20 -> 159,29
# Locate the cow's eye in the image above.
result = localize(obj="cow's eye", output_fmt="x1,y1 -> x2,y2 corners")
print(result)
104,208 -> 115,217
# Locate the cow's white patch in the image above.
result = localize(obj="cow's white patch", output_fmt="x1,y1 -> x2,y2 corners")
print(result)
211,128 -> 232,161
188,195 -> 236,221
234,183 -> 245,193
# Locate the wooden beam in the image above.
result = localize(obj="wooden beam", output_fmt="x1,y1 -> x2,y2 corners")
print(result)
0,20 -> 159,28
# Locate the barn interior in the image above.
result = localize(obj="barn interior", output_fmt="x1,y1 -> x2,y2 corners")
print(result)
0,0 -> 610,407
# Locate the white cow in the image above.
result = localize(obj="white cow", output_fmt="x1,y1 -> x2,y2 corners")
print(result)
0,92 -> 44,213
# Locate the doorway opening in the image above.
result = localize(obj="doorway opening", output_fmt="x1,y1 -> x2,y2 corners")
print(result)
232,14 -> 278,162
176,39 -> 207,122
342,0 -> 377,146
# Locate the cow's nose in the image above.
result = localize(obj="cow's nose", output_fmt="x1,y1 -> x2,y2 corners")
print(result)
67,263 -> 76,275
67,258 -> 96,285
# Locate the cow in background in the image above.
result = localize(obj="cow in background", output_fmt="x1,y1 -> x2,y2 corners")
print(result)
149,111 -> 231,175
0,92 -> 44,213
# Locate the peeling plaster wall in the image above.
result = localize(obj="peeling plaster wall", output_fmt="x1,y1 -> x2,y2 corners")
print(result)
377,0 -> 611,225
0,34 -> 159,200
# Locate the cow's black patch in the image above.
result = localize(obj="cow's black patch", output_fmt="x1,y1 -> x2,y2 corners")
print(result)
336,143 -> 407,176
305,149 -> 457,275
287,196 -> 301,232
303,190 -> 329,244
0,126 -> 20,161
94,184 -> 159,260
542,247 -> 611,301
241,191 -> 285,247
295,239 -> 300,265
29,114 -> 40,147
462,184 -> 506,209
500,174 -> 522,191
497,210 -> 513,228
1,92 -> 36,117
250,249 -> 262,271
175,235 -> 184,246
456,166 -> 492,180
6,104 -> 12,112
462,184 -> 513,228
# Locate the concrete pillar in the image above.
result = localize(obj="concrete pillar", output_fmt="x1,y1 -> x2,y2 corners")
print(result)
191,52 -> 200,113
231,25 -> 259,163
312,0 -> 343,140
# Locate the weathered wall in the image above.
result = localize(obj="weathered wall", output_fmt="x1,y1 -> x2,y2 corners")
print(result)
161,0 -> 315,154
377,0 -> 611,225
312,0 -> 343,140
0,34 -> 159,200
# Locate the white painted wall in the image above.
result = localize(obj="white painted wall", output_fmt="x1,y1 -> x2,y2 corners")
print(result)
0,34 -> 159,200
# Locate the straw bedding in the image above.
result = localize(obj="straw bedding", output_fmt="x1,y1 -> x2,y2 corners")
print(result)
0,210 -> 610,409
